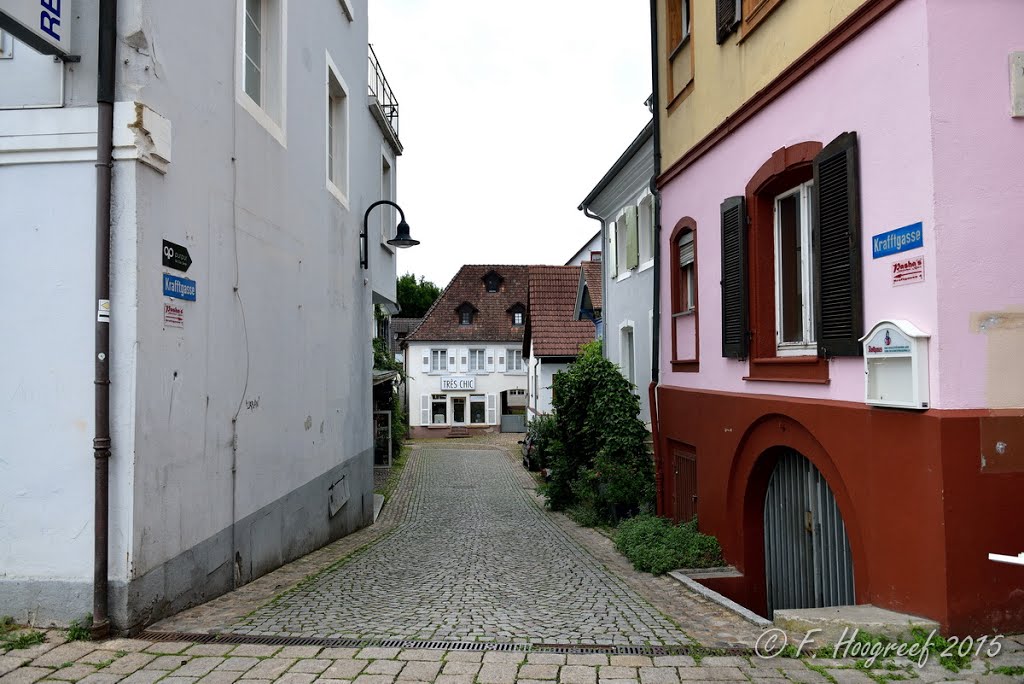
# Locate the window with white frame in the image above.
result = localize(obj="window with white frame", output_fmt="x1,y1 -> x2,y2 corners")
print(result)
470,395 -> 486,424
468,349 -> 486,372
774,181 -> 816,355
506,349 -> 524,372
380,153 -> 393,243
431,394 -> 447,424
513,311 -> 524,326
639,194 -> 655,264
620,325 -> 635,384
430,348 -> 448,372
241,0 -> 284,130
326,66 -> 349,199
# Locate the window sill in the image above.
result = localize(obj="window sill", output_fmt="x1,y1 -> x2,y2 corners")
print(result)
745,354 -> 830,384
671,359 -> 700,373
238,92 -> 287,148
379,237 -> 396,255
638,259 -> 654,273
672,309 -> 696,318
615,271 -> 632,283
338,0 -> 354,20
668,33 -> 691,62
326,180 -> 350,210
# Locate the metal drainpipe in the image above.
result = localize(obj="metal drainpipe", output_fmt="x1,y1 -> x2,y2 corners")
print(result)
93,0 -> 117,639
581,207 -> 605,347
647,0 -> 664,517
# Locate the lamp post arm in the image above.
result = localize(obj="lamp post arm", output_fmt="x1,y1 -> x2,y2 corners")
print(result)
361,200 -> 407,270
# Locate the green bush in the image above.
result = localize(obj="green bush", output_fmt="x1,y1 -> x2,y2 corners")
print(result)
615,514 -> 724,575
525,414 -> 558,471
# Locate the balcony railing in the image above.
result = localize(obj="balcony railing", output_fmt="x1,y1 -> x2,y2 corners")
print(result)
368,43 -> 399,139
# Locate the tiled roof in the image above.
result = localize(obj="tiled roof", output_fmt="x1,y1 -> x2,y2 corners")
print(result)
406,265 -> 529,342
391,318 -> 423,335
527,266 -> 597,357
581,261 -> 602,310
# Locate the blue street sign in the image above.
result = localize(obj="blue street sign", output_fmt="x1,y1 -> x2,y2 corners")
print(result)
163,274 -> 196,301
872,222 -> 924,259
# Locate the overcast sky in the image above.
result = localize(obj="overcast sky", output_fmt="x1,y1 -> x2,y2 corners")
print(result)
369,1 -> 653,289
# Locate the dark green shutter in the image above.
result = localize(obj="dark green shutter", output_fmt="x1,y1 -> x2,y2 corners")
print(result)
720,196 -> 748,359
716,0 -> 739,44
812,132 -> 863,357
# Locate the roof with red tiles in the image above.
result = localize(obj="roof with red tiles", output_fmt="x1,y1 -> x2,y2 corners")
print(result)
405,265 -> 529,343
581,261 -> 602,310
526,265 -> 598,357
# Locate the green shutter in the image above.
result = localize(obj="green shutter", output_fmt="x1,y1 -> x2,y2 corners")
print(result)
812,132 -> 863,357
625,206 -> 639,270
720,196 -> 748,359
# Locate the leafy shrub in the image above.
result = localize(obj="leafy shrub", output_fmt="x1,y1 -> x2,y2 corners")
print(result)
525,414 -> 558,471
615,514 -> 724,575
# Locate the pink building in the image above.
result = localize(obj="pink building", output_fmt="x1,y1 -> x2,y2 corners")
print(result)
652,0 -> 1024,634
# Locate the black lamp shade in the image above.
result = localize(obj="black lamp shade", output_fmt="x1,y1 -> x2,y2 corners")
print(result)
387,220 -> 419,248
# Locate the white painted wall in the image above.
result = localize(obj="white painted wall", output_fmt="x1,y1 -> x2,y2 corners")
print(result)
406,341 -> 527,428
526,342 -> 570,417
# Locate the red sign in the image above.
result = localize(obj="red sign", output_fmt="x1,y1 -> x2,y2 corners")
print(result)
891,255 -> 925,286
163,303 -> 184,329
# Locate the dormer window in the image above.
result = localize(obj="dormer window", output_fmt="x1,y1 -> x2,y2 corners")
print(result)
507,302 -> 526,327
482,270 -> 504,293
456,302 -> 477,326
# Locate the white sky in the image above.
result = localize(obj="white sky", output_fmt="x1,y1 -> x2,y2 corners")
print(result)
369,1 -> 653,288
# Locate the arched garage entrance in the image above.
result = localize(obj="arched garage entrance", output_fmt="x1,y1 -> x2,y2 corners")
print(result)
764,449 -> 855,615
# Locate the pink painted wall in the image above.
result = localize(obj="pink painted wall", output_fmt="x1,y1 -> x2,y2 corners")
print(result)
660,0 -> 944,405
927,0 -> 1024,410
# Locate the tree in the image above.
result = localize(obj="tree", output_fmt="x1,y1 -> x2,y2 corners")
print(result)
397,273 -> 441,318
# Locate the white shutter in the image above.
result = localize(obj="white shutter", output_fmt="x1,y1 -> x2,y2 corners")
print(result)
497,350 -> 506,373
485,348 -> 495,372
448,349 -> 456,371
608,221 -> 618,277
486,393 -> 497,424
420,395 -> 430,426
459,347 -> 469,372
422,351 -> 430,373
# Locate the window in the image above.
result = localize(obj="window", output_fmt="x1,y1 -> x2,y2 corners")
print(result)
513,311 -> 523,326
239,0 -> 285,140
741,0 -> 785,38
468,349 -> 486,372
666,0 -> 694,105
774,181 -> 815,355
430,349 -> 448,372
431,394 -> 447,424
326,65 -> 349,202
639,194 -> 655,265
506,349 -> 524,372
470,395 -> 486,424
380,153 -> 393,243
620,325 -> 635,384
678,231 -> 695,312
483,270 -> 503,293
667,0 -> 691,50
460,310 -> 472,325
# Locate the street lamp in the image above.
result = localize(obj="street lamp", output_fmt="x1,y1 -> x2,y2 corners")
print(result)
362,200 -> 419,269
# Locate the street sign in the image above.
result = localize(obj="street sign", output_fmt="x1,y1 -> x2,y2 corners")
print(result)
872,222 -> 923,259
0,0 -> 73,57
163,274 -> 196,301
162,239 -> 192,272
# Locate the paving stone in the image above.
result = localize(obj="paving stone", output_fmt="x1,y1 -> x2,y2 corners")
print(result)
651,657 -> 694,668
313,680 -> 351,684
318,649 -> 360,660
609,657 -> 652,668
396,652 -> 442,663
560,665 -> 598,684
0,660 -> 29,678
433,677 -> 473,684
277,648 -> 322,660
241,659 -> 295,680
143,656 -> 192,671
224,647 -> 280,659
676,666 -> 747,681
823,670 -> 875,684
480,653 -> 522,665
350,676 -> 394,684
32,644 -> 99,668
441,662 -> 480,677
567,656 -> 608,667
320,661 -> 366,680
41,666 -> 96,682
75,675 -> 125,684
598,666 -> 637,679
144,643 -> 192,656
526,654 -> 565,666
394,661 -> 440,681
175,659 -> 225,678
9,645 -> 57,663
637,667 -> 679,684
116,672 -> 165,684
517,663 -> 558,680
77,652 -> 119,666
355,650 -> 399,662
214,658 -> 259,673
290,660 -> 331,675
274,674 -> 317,684
184,646 -> 234,658
93,642 -> 150,654
476,663 -> 518,684
0,667 -> 52,684
700,657 -> 748,668
234,680 -> 273,684
599,680 -> 639,684
362,661 -> 404,676
440,653 -> 480,664
777,668 -> 829,684
159,678 -> 199,684
195,672 -> 243,684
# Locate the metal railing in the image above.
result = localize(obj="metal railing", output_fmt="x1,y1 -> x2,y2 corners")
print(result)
368,43 -> 399,138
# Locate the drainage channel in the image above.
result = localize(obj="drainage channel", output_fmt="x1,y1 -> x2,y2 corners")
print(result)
138,630 -> 753,656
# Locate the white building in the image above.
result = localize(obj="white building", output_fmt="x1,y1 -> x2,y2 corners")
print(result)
0,0 -> 405,631
405,266 -> 530,437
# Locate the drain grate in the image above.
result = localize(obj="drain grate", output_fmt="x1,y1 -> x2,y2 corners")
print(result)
138,630 -> 752,656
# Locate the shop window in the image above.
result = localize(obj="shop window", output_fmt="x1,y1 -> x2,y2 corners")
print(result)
431,394 -> 447,424
470,395 -> 486,424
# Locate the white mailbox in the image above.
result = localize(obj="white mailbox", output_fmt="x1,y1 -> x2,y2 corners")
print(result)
859,320 -> 930,410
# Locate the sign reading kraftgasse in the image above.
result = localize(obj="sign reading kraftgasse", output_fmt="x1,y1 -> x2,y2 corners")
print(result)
441,376 -> 475,391
872,221 -> 924,259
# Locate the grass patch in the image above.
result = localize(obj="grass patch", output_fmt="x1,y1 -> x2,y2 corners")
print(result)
66,616 -> 92,642
374,445 -> 410,501
992,665 -> 1024,676
614,514 -> 723,575
1,630 -> 45,651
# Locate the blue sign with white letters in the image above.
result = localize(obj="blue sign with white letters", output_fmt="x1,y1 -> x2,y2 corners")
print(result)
163,274 -> 197,301
872,222 -> 924,259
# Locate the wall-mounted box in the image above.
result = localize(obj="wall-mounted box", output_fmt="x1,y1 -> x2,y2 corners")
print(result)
859,320 -> 930,410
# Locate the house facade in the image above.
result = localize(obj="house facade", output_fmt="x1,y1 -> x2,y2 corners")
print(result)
652,0 -> 1024,634
579,121 -> 656,425
405,266 -> 530,438
524,266 -> 598,417
0,0 -> 403,630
